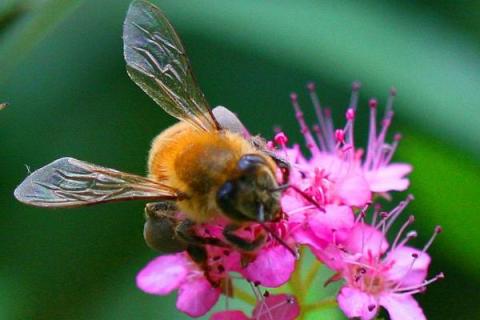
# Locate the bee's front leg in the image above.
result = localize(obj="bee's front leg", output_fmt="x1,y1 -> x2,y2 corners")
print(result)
175,219 -> 227,248
222,223 -> 266,252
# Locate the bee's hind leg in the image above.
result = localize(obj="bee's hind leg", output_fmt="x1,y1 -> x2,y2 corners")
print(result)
144,201 -> 187,253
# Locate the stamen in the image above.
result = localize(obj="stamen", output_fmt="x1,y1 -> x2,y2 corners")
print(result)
274,132 -> 288,147
392,215 -> 415,249
355,203 -> 371,223
422,225 -> 442,254
312,124 -> 327,151
335,129 -> 345,144
371,203 -> 381,225
395,272 -> 445,294
385,194 -> 414,232
291,92 -> 320,156
364,98 -> 378,170
308,82 -> 331,151
323,107 -> 336,151
385,87 -> 397,115
397,230 -> 417,247
349,81 -> 361,111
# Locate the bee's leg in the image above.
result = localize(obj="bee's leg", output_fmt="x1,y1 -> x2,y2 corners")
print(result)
175,219 -> 228,248
222,223 -> 266,252
144,201 -> 187,253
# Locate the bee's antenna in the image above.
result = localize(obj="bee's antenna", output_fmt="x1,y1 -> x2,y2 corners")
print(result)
268,184 -> 290,192
260,222 -> 299,259
269,183 -> 324,212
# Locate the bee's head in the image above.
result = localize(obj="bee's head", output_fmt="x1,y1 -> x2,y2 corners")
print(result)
216,154 -> 281,222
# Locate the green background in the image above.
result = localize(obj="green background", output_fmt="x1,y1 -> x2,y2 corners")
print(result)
1,0 -> 479,319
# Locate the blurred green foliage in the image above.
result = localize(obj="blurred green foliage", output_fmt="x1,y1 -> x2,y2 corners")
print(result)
1,0 -> 479,319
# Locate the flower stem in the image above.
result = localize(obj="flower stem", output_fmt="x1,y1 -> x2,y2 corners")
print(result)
233,287 -> 256,306
303,298 -> 337,312
303,260 -> 322,293
289,247 -> 305,302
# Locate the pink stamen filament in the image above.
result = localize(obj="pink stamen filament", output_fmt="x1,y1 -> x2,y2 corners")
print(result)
397,231 -> 418,247
392,215 -> 415,249
385,195 -> 414,232
291,92 -> 320,156
364,98 -> 378,170
308,82 -> 331,152
422,226 -> 442,254
393,273 -> 444,294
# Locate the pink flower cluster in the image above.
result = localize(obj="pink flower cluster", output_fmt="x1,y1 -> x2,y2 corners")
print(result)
136,83 -> 442,319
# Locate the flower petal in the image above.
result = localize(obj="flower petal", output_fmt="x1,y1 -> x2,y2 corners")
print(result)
309,204 -> 354,244
365,163 -> 412,192
379,293 -> 426,320
253,294 -> 300,320
177,276 -> 220,317
136,253 -> 189,295
243,245 -> 295,287
385,246 -> 430,287
337,286 -> 379,320
210,310 -> 250,320
344,223 -> 389,257
336,173 -> 372,207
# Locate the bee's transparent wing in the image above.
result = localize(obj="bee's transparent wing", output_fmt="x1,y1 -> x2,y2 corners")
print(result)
123,0 -> 220,132
14,157 -> 180,208
212,106 -> 250,138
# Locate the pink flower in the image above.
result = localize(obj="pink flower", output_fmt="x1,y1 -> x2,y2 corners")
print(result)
240,221 -> 297,287
210,294 -> 300,320
278,83 -> 411,208
137,219 -> 297,317
321,197 -> 444,320
136,253 -> 221,317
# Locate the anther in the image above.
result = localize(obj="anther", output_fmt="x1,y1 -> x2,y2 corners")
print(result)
274,132 -> 288,146
422,225 -> 442,253
367,304 -> 376,312
335,129 -> 345,143
352,81 -> 362,92
394,133 -> 402,141
290,92 -> 298,102
346,108 -> 355,120
368,98 -> 378,108
307,82 -> 316,92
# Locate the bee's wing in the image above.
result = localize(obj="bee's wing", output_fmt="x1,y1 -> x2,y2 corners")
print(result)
212,106 -> 251,138
14,157 -> 180,208
123,0 -> 220,132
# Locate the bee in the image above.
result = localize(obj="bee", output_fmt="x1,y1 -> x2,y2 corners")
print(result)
14,0 -> 294,259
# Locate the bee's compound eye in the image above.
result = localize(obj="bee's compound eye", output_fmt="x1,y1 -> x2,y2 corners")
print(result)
217,181 -> 236,203
237,154 -> 266,172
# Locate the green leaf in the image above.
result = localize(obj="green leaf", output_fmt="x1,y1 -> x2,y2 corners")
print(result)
398,127 -> 480,280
